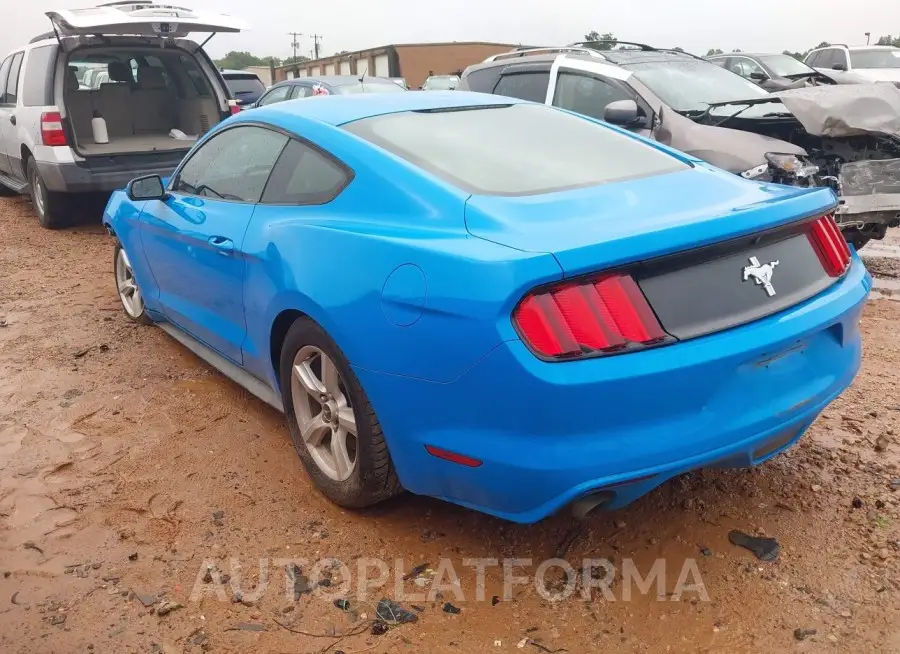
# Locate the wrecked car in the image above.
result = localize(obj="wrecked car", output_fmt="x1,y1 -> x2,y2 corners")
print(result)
460,42 -> 900,248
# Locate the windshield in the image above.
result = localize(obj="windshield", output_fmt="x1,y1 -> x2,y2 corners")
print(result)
628,60 -> 770,112
850,48 -> 900,69
225,75 -> 266,95
424,76 -> 459,90
344,103 -> 687,196
758,54 -> 815,77
335,81 -> 407,94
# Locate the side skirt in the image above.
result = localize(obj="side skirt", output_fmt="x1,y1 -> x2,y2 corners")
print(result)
157,322 -> 285,413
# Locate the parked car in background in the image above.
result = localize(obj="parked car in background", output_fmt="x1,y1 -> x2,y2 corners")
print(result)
252,75 -> 406,108
389,77 -> 409,89
221,69 -> 266,109
0,2 -> 245,228
805,44 -> 900,84
461,41 -> 900,248
421,74 -> 459,90
104,90 -> 867,523
705,52 -> 838,91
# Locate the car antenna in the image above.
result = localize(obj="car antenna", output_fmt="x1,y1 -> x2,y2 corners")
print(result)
358,64 -> 368,83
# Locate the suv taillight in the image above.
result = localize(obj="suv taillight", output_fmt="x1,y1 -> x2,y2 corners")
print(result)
513,274 -> 670,360
40,112 -> 67,147
228,100 -> 241,115
808,213 -> 851,277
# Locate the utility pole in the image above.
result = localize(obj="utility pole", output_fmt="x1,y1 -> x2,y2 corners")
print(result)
865,32 -> 871,45
288,31 -> 303,63
310,34 -> 323,59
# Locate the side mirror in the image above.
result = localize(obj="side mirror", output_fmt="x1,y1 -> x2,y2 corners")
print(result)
832,63 -> 847,71
749,71 -> 769,81
604,99 -> 640,126
126,175 -> 167,202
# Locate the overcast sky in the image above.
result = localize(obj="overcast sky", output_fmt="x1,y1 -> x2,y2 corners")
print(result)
4,0 -> 899,62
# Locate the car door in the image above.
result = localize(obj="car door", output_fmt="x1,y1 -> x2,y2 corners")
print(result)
0,52 -> 17,176
547,59 -> 652,136
140,124 -> 289,362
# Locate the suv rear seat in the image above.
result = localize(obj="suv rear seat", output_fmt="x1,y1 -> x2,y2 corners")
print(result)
65,68 -> 94,139
132,66 -> 175,133
92,61 -> 134,138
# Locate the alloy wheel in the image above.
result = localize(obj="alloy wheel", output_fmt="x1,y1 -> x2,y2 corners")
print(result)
290,346 -> 358,481
29,167 -> 45,219
115,248 -> 144,318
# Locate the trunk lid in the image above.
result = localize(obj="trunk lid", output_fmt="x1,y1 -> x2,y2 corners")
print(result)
466,167 -> 841,340
47,3 -> 247,39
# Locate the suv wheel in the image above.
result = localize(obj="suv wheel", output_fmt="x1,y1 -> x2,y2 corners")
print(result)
27,158 -> 67,229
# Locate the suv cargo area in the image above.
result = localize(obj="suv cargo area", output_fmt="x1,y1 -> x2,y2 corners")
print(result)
64,45 -> 225,156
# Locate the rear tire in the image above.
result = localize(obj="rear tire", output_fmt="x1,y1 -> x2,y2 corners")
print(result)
27,158 -> 67,229
279,318 -> 402,508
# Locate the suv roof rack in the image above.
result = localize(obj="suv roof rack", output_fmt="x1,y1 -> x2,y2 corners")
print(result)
484,46 -> 608,63
568,40 -> 655,50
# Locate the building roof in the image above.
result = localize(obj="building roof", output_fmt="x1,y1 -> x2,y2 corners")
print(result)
242,90 -> 520,126
275,41 -> 520,70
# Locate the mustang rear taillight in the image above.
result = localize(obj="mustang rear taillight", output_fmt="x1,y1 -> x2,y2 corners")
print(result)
808,213 -> 851,277
513,274 -> 669,360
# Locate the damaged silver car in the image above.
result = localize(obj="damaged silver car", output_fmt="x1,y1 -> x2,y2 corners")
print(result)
460,42 -> 900,248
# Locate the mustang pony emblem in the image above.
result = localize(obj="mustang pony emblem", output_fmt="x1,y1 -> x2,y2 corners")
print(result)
742,256 -> 779,297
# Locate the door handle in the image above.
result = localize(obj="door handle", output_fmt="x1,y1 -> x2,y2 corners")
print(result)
208,236 -> 234,254
9,115 -> 15,125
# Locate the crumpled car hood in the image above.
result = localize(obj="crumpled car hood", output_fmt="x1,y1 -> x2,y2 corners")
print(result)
654,107 -> 806,174
710,83 -> 900,138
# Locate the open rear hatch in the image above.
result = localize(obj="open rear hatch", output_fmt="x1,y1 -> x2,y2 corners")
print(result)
466,168 -> 849,353
47,2 -> 247,39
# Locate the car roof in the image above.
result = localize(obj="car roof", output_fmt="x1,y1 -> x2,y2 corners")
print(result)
476,47 -> 697,71
221,69 -> 258,76
280,75 -> 396,87
248,90 -> 523,126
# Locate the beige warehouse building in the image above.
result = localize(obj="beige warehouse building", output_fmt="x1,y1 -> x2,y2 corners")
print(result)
273,41 -> 520,88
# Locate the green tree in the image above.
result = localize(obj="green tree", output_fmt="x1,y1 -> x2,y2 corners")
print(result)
282,55 -> 310,66
815,41 -> 831,48
214,51 -> 286,69
706,48 -> 724,56
876,35 -> 900,46
583,31 -> 617,49
783,49 -> 806,61
731,48 -> 743,53
672,46 -> 685,52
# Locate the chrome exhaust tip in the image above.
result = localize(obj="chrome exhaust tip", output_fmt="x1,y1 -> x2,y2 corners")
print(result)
570,491 -> 613,521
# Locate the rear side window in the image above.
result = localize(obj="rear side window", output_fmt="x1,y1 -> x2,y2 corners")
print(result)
344,103 -> 688,196
22,45 -> 57,106
494,72 -> 549,102
174,126 -> 288,202
180,55 -> 211,96
261,139 -> 350,204
2,52 -> 23,105
0,56 -> 12,102
458,67 -> 501,93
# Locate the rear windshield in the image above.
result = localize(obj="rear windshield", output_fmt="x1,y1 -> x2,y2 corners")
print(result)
758,54 -> 815,77
343,103 -> 688,196
225,74 -> 266,95
334,81 -> 406,94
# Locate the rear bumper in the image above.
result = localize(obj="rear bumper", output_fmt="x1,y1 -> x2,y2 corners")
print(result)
356,258 -> 871,523
36,157 -> 182,194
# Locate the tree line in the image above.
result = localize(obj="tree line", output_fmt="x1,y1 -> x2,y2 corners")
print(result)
213,51 -> 310,70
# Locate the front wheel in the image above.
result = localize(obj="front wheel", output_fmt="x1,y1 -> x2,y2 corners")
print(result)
279,318 -> 402,508
114,243 -> 152,324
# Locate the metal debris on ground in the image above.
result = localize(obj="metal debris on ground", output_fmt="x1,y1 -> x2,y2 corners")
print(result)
728,530 -> 780,561
376,598 -> 419,624
442,602 -> 461,614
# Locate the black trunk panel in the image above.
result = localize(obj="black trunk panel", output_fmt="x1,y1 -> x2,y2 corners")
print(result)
629,214 -> 836,341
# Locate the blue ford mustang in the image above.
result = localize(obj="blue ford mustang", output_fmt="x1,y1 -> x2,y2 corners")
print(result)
103,91 -> 870,523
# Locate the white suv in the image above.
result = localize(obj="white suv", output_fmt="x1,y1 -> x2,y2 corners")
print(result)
0,2 -> 246,228
804,44 -> 900,85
